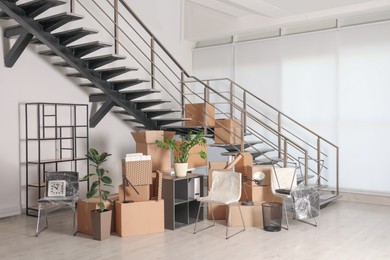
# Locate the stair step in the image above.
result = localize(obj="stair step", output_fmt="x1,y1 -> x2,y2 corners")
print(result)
80,78 -> 147,90
143,108 -> 181,118
32,27 -> 98,45
38,12 -> 83,32
80,78 -> 148,90
221,147 -> 273,157
89,89 -> 160,102
68,66 -> 135,80
0,0 -> 65,20
125,118 -> 191,126
22,0 -> 66,18
83,54 -> 126,69
41,41 -> 111,58
210,141 -> 263,151
254,156 -> 284,165
3,12 -> 83,38
53,53 -> 126,68
132,99 -> 170,110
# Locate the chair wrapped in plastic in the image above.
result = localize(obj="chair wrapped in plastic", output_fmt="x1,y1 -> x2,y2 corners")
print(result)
271,167 -> 318,229
291,186 -> 320,220
35,171 -> 79,237
193,171 -> 245,239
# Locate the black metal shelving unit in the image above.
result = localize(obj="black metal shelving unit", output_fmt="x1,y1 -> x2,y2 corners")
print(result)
25,102 -> 89,217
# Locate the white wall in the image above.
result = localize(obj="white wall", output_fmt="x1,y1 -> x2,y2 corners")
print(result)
193,22 -> 390,195
0,0 -> 191,218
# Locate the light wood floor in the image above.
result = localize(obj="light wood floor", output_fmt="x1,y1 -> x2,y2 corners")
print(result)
1,200 -> 390,259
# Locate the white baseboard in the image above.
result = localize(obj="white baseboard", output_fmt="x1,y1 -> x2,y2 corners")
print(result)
0,206 -> 21,218
338,191 -> 390,206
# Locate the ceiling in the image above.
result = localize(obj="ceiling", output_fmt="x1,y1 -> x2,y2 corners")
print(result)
186,0 -> 390,43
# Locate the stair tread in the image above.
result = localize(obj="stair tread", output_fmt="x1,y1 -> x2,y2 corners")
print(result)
80,78 -> 148,87
95,66 -> 137,72
142,108 -> 181,112
132,99 -> 169,103
90,89 -> 160,96
254,156 -> 284,165
221,147 -> 273,156
53,27 -> 99,37
210,141 -> 263,150
32,27 -> 99,44
83,54 -> 126,61
38,12 -> 84,22
4,12 -> 83,35
0,0 -> 66,20
67,41 -> 112,49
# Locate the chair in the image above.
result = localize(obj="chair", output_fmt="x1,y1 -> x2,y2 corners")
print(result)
270,167 -> 318,229
35,171 -> 79,237
193,171 -> 245,239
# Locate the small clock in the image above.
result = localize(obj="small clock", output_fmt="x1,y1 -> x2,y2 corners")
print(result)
47,180 -> 67,197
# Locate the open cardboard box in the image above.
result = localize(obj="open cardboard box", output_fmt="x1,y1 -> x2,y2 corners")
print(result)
131,131 -> 175,171
77,194 -> 119,235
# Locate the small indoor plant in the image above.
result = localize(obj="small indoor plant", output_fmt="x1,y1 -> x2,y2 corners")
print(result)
83,148 -> 113,240
156,131 -> 207,177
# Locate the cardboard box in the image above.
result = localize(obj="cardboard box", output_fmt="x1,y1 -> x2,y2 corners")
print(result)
151,171 -> 163,200
118,184 -> 150,202
214,119 -> 242,144
77,194 -> 119,235
174,142 -> 208,169
115,200 -> 164,237
131,131 -> 175,171
184,103 -> 216,127
243,183 -> 282,203
247,165 -> 273,186
227,201 -> 265,227
122,159 -> 153,185
235,152 -> 253,178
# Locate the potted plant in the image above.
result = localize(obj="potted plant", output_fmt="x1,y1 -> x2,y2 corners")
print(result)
83,148 -> 113,241
156,131 -> 207,177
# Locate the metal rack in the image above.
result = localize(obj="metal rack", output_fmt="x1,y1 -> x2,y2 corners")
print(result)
25,102 -> 89,217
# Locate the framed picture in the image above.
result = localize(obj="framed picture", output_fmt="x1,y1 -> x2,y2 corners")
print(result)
47,180 -> 67,197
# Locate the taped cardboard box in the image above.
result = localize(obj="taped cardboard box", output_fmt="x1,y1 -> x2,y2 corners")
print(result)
131,131 -> 175,171
118,184 -> 150,202
115,200 -> 164,237
214,119 -> 242,144
227,201 -> 265,227
77,194 -> 119,235
184,103 -> 216,127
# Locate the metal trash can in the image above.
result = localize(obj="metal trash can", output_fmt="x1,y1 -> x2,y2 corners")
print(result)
262,202 -> 282,232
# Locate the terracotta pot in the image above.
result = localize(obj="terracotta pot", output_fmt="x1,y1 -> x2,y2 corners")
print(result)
91,209 -> 112,241
174,162 -> 188,177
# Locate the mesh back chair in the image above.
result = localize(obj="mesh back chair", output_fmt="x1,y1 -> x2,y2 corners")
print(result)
193,171 -> 245,239
271,167 -> 318,229
35,171 -> 79,237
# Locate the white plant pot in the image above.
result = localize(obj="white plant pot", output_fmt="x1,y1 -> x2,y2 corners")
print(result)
174,162 -> 188,177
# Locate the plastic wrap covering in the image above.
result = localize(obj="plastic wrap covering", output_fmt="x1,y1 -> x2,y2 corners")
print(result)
38,171 -> 79,206
291,186 -> 320,220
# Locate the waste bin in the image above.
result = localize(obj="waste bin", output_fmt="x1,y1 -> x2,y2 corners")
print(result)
262,202 -> 282,232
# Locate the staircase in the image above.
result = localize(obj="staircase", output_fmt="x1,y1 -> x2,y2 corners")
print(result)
0,0 -> 340,207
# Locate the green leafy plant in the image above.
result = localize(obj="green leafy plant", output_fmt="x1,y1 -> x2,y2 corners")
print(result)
83,148 -> 113,212
156,131 -> 207,163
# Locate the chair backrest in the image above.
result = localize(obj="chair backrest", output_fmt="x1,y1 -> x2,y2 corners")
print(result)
45,171 -> 79,198
270,167 -> 297,194
209,171 -> 242,203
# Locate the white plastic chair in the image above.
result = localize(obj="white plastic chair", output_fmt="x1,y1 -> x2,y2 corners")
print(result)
35,171 -> 79,237
193,171 -> 245,239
